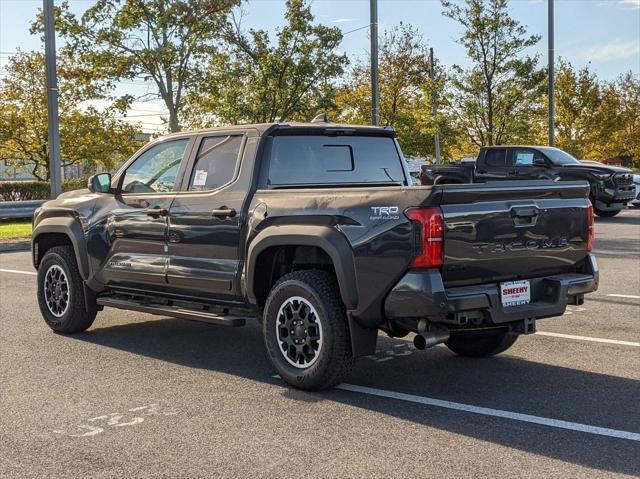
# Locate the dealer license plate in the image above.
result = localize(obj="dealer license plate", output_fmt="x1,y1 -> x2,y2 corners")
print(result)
500,280 -> 531,307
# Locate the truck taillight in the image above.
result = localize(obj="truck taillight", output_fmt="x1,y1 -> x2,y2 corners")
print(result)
587,202 -> 594,252
406,207 -> 444,268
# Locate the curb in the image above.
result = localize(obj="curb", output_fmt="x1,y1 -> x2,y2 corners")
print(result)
0,241 -> 30,253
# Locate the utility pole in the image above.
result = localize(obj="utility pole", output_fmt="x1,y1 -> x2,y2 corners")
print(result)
370,0 -> 379,126
548,0 -> 555,147
429,48 -> 441,164
43,0 -> 62,197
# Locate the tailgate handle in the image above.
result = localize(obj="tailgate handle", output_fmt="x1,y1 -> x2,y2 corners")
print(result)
511,206 -> 539,226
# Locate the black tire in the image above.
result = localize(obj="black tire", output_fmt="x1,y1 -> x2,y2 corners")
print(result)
594,208 -> 621,217
37,245 -> 97,334
263,270 -> 353,391
445,328 -> 518,358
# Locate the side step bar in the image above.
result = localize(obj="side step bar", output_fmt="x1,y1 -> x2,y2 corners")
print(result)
96,297 -> 247,327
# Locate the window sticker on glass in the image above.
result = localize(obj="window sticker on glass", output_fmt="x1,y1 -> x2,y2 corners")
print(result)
515,152 -> 534,166
193,170 -> 208,186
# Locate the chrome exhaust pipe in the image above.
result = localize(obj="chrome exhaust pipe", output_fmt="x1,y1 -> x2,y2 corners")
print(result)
413,329 -> 450,350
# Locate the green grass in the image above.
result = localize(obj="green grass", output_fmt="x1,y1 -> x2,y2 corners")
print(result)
0,221 -> 32,239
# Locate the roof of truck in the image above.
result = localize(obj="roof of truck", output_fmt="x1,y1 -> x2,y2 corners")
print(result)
161,122 -> 396,139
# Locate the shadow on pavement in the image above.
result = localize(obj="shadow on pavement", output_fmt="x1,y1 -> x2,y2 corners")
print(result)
594,235 -> 640,258
73,317 -> 640,476
594,213 -> 640,226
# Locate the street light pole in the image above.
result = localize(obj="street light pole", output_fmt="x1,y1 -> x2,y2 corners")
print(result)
43,0 -> 62,197
429,48 -> 441,164
370,0 -> 379,126
548,0 -> 555,147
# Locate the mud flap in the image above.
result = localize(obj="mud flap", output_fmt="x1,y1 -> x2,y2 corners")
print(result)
347,314 -> 378,357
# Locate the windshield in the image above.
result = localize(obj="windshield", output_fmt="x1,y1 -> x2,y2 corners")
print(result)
538,147 -> 581,165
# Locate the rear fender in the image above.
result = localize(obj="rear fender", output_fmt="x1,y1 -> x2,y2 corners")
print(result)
246,225 -> 377,357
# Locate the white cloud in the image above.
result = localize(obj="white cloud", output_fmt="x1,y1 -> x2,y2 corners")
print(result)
331,18 -> 353,24
579,39 -> 640,62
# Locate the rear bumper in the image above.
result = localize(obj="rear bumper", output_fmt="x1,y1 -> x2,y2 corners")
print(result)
384,254 -> 599,325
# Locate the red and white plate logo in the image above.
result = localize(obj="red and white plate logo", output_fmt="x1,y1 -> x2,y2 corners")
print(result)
500,280 -> 531,307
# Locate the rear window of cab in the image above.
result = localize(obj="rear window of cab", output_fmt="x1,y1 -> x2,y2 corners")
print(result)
265,135 -> 406,188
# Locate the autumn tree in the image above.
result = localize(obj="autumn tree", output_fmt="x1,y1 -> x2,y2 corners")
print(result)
442,0 -> 545,147
553,60 -> 639,166
38,0 -> 239,132
335,23 -> 460,160
186,0 -> 347,125
0,52 -> 141,180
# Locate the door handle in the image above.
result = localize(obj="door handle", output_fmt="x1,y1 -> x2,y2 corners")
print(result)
146,207 -> 168,217
211,207 -> 237,218
508,170 -> 518,176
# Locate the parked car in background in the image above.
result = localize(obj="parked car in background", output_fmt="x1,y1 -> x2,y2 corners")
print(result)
420,146 -> 635,217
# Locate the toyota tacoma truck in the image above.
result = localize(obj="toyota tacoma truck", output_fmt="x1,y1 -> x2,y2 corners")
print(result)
32,122 -> 598,390
420,145 -> 635,217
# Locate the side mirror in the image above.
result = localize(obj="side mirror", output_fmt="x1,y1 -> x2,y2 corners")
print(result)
88,173 -> 112,193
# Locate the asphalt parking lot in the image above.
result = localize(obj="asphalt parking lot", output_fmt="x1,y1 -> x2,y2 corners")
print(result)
1,209 -> 639,478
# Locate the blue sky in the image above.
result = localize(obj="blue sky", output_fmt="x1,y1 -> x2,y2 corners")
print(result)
1,0 -> 639,132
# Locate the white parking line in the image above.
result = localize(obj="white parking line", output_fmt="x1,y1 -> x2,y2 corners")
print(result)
335,383 -> 640,442
0,268 -> 36,276
606,293 -> 640,300
535,331 -> 640,347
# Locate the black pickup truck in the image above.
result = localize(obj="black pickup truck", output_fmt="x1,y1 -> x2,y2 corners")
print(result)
32,123 -> 598,390
420,145 -> 635,217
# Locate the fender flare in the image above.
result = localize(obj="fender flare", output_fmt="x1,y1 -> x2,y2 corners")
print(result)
245,225 -> 358,310
32,217 -> 90,280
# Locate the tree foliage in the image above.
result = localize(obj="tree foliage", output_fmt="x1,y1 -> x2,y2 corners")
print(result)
40,0 -> 240,132
334,23 -> 460,160
442,0 -> 545,147
554,60 -> 640,165
0,52 -> 141,180
186,0 -> 347,125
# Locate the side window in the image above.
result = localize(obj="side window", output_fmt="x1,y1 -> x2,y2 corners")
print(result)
514,149 -> 545,167
484,149 -> 507,167
121,139 -> 188,194
188,136 -> 242,191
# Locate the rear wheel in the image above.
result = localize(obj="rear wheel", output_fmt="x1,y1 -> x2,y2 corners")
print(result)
445,328 -> 518,358
263,270 -> 353,390
37,246 -> 97,333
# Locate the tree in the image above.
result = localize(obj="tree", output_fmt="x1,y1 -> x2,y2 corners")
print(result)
39,0 -> 239,132
610,72 -> 640,167
186,0 -> 347,126
553,61 -> 639,166
442,0 -> 545,147
0,52 -> 141,180
335,23 -> 461,160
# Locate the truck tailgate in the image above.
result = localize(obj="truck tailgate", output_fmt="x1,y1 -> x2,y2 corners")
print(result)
435,181 -> 591,286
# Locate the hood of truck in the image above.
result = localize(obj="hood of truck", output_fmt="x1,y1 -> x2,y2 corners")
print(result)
562,163 -> 633,176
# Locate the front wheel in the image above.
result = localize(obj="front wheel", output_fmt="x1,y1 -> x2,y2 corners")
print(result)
37,245 -> 97,333
263,270 -> 353,390
594,208 -> 621,217
445,328 -> 518,358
